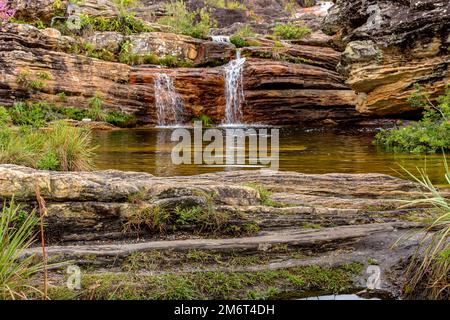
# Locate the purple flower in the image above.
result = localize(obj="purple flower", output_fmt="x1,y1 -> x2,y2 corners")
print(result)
0,1 -> 16,21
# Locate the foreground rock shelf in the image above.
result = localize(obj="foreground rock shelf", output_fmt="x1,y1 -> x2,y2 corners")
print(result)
0,165 -> 441,298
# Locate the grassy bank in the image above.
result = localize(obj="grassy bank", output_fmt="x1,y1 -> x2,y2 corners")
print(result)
375,85 -> 450,153
0,121 -> 96,171
46,263 -> 363,300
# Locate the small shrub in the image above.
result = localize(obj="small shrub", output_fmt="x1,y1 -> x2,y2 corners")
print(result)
158,0 -> 215,39
175,206 -> 204,225
8,102 -> 60,128
105,111 -> 137,128
375,85 -> 450,153
0,106 -> 11,127
230,25 -> 255,48
59,107 -> 89,121
244,183 -> 284,207
0,122 -> 97,171
192,114 -> 213,127
56,92 -> 67,102
79,12 -> 153,35
87,92 -> 107,121
36,151 -> 59,170
0,199 -> 43,300
272,23 -> 311,40
46,121 -> 97,171
124,204 -> 171,234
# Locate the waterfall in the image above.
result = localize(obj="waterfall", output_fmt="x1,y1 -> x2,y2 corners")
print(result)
154,73 -> 185,127
211,35 -> 231,43
223,50 -> 246,125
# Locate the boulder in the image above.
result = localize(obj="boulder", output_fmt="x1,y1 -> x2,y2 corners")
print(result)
85,31 -> 124,54
323,0 -> 450,116
8,0 -> 67,23
126,32 -> 236,66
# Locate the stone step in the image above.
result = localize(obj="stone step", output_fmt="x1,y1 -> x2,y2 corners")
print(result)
26,222 -> 412,262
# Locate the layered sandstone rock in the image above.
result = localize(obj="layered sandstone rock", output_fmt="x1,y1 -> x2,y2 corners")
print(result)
131,58 -> 359,125
127,32 -> 236,66
0,22 -> 358,126
323,0 -> 450,116
0,164 -> 425,242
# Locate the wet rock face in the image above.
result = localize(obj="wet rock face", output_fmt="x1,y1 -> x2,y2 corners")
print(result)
130,58 -> 359,125
323,0 -> 450,116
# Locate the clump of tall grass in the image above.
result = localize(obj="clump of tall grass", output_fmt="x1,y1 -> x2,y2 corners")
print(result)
399,158 -> 449,299
0,199 -> 43,300
0,121 -> 97,171
158,0 -> 215,39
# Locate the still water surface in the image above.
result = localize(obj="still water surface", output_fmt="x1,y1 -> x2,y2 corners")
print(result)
92,127 -> 447,183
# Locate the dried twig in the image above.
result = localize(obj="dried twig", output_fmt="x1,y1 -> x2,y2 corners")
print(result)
35,185 -> 48,300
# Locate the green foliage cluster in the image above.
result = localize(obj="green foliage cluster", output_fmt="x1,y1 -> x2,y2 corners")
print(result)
375,85 -> 450,153
192,114 -> 213,127
0,199 -> 43,300
79,13 -> 153,35
16,71 -> 52,91
3,99 -> 136,129
399,159 -> 450,299
230,24 -> 256,48
158,0 -> 215,39
272,23 -> 311,40
0,121 -> 96,171
45,263 -> 363,300
205,0 -> 247,10
118,41 -> 194,67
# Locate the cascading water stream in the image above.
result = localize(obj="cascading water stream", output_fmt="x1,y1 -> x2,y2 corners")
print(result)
223,50 -> 246,125
211,36 -> 247,125
154,73 -> 186,127
210,35 -> 231,43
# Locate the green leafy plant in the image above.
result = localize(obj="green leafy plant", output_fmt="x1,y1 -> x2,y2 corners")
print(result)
79,12 -> 153,35
87,92 -> 107,121
230,24 -> 255,47
175,206 -> 204,225
375,85 -> 450,153
272,23 -> 311,40
0,106 -> 11,127
397,158 -> 450,299
0,199 -> 43,300
192,114 -> 213,128
0,121 -> 97,171
158,0 -> 215,39
8,102 -> 60,128
105,111 -> 137,128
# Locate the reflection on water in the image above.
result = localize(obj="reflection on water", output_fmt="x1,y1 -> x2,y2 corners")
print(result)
92,127 -> 447,183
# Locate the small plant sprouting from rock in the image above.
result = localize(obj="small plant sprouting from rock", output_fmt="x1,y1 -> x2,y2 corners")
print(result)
396,159 -> 450,300
16,71 -> 52,92
0,198 -> 43,300
124,204 -> 171,234
230,25 -> 256,48
158,0 -> 215,39
375,84 -> 450,153
244,183 -> 284,207
272,23 -> 311,40
87,92 -> 107,121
